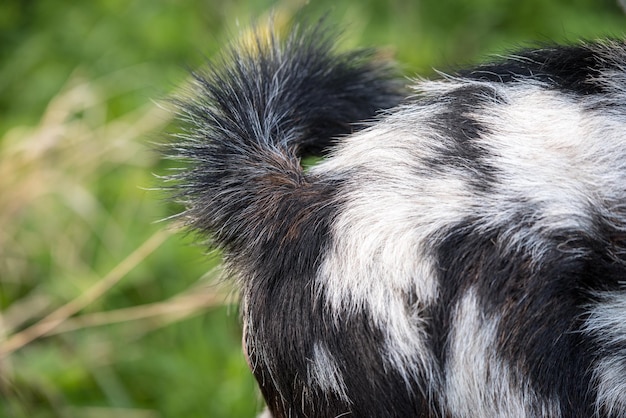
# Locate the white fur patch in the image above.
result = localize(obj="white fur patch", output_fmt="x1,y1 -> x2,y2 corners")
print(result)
584,292 -> 626,416
445,289 -> 561,417
314,124 -> 469,386
307,342 -> 350,403
476,86 -> 620,231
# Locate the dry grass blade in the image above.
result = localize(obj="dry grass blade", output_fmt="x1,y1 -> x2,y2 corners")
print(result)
0,228 -> 171,358
45,291 -> 226,336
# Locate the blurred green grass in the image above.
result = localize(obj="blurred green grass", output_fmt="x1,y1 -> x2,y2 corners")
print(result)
1,0 -> 625,417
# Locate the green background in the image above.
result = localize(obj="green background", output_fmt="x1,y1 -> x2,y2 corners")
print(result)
1,0 -> 625,417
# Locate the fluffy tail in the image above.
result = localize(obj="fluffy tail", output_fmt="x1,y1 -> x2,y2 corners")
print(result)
165,20 -> 403,257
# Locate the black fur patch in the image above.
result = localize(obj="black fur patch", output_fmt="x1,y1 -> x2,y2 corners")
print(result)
459,44 -> 606,95
432,213 -> 626,416
249,286 -> 436,417
423,84 -> 502,191
458,41 -> 625,96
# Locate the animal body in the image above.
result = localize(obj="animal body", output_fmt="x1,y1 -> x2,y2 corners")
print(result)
165,21 -> 626,417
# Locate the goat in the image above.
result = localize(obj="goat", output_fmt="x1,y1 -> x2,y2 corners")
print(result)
164,20 -> 626,417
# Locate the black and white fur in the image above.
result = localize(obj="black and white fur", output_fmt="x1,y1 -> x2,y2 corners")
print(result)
165,21 -> 626,417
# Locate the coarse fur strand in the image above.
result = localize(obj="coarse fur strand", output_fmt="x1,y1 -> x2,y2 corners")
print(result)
164,19 -> 626,418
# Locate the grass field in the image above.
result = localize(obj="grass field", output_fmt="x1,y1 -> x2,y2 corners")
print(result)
1,1 -> 625,417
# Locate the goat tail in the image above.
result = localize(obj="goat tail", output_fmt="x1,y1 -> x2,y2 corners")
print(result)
165,19 -> 403,261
